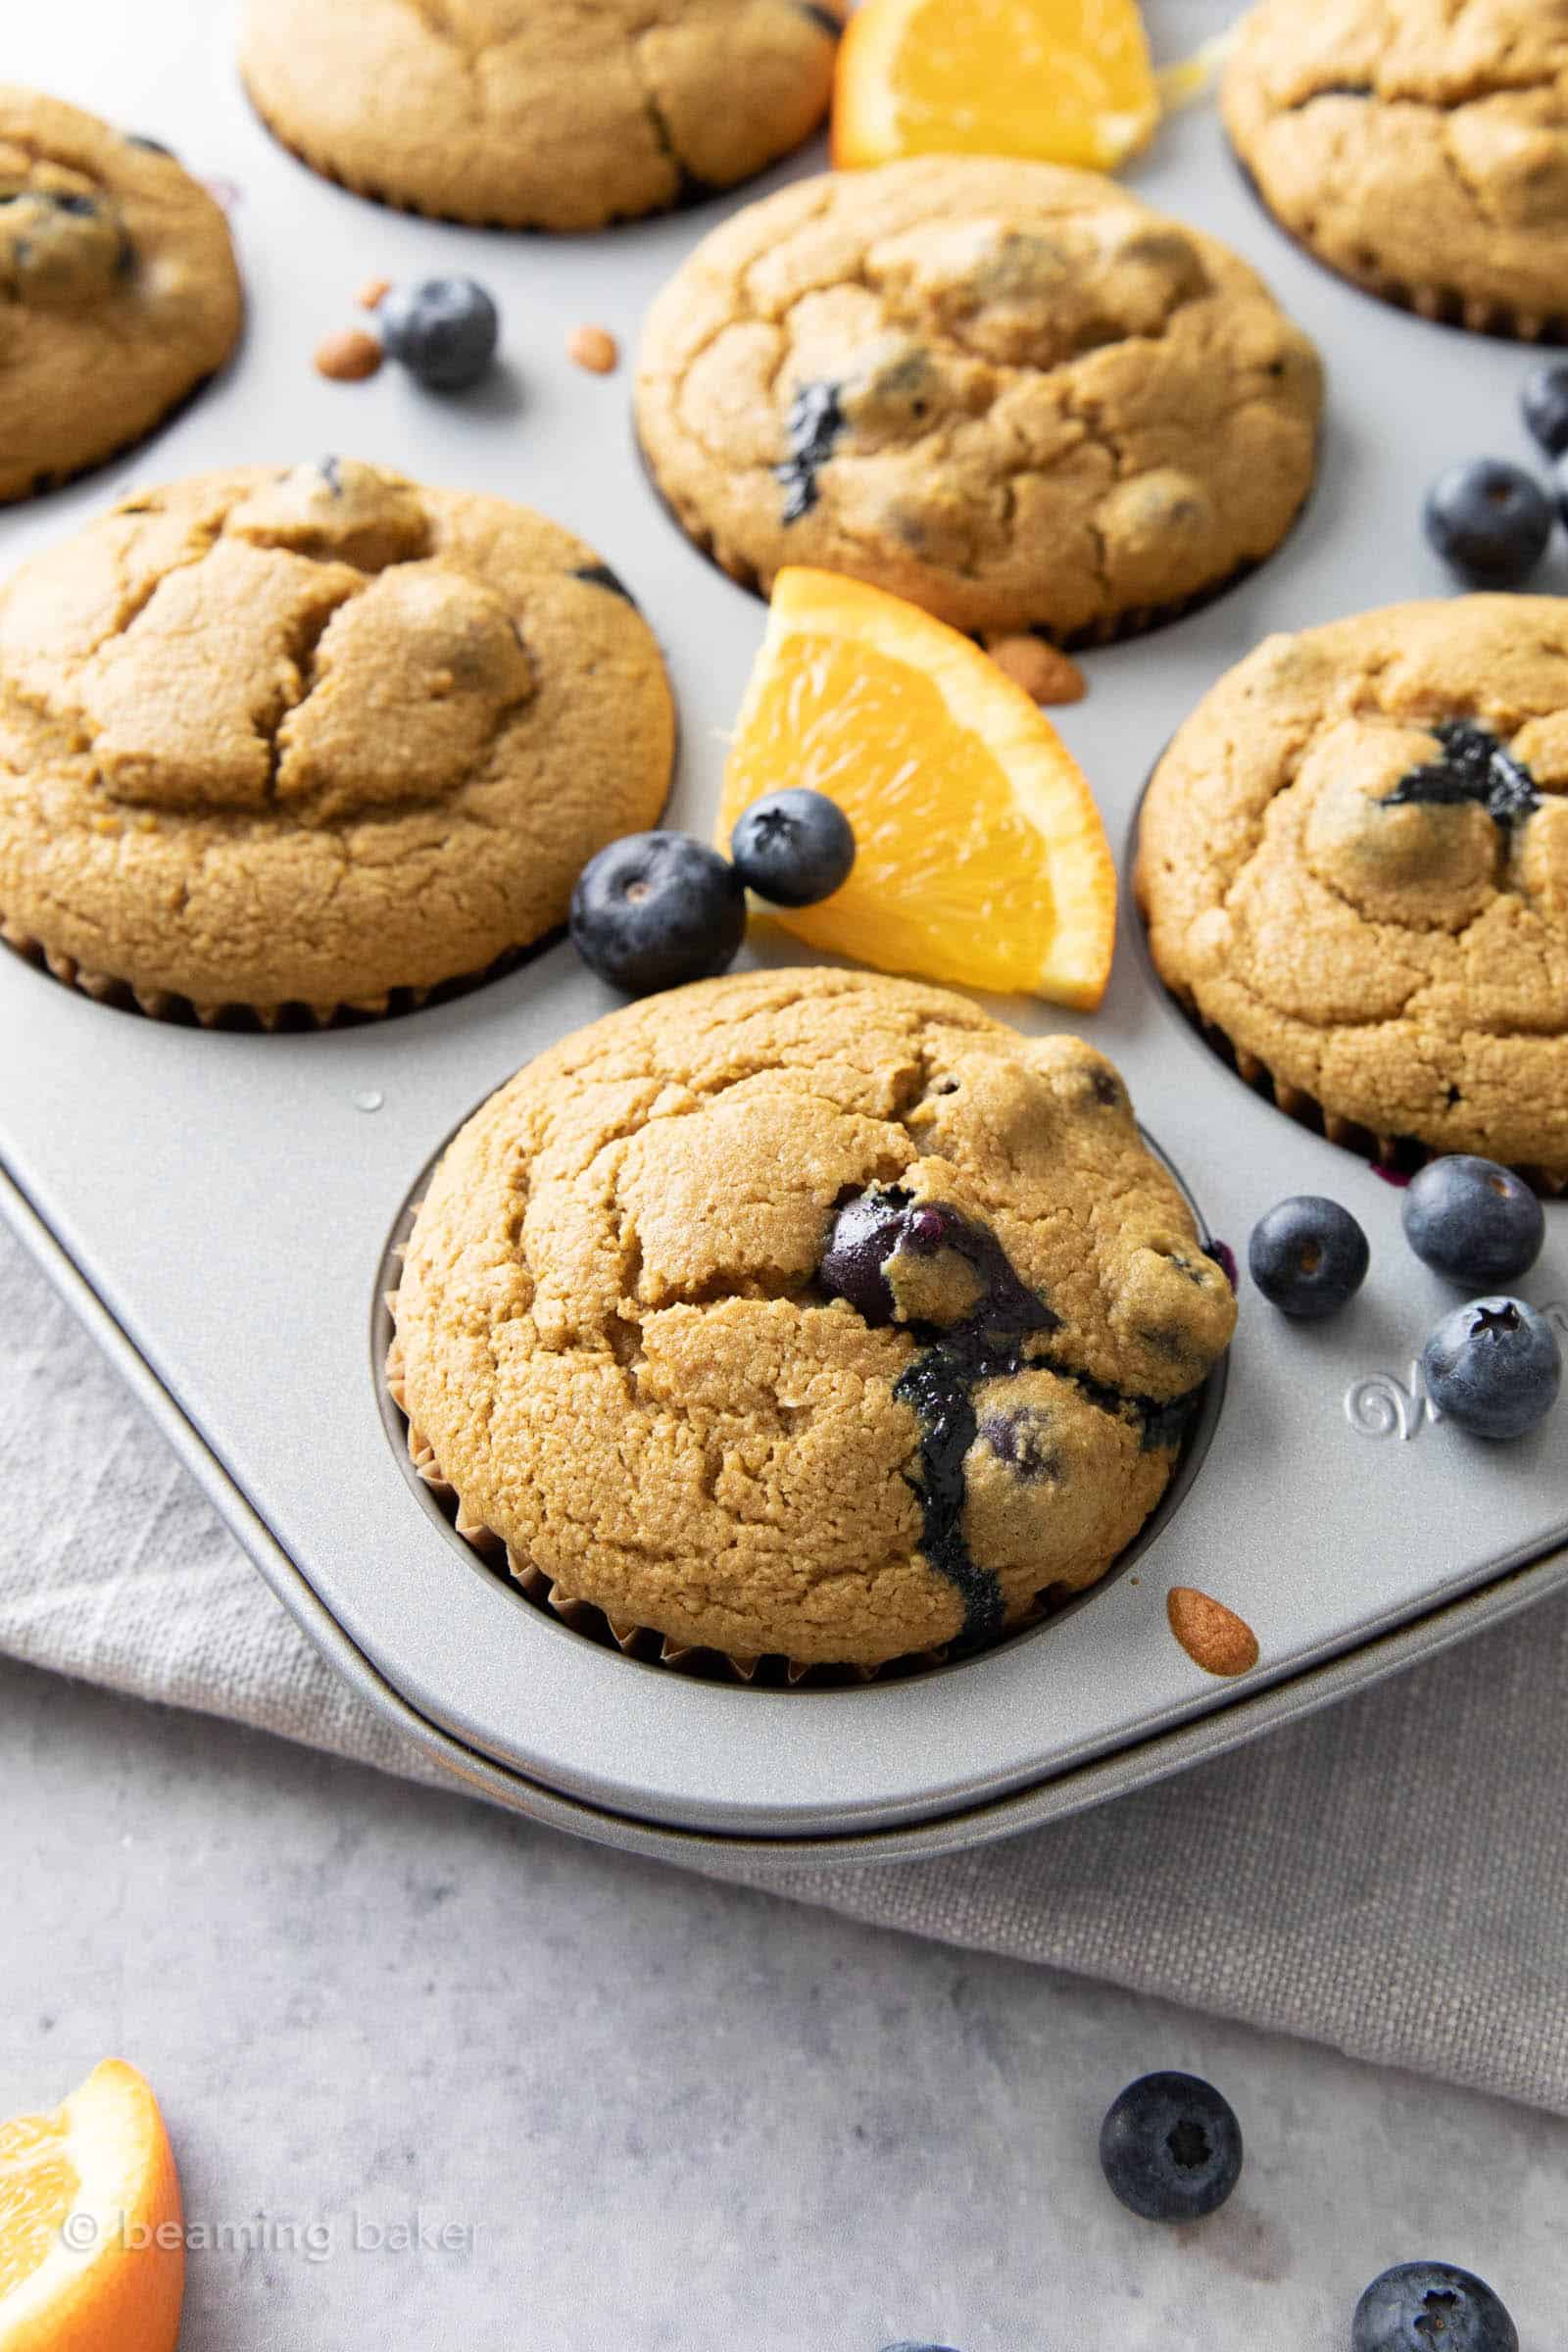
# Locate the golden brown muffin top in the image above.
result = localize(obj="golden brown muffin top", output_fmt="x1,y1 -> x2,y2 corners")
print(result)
395,969 -> 1236,1668
0,462 -> 674,1014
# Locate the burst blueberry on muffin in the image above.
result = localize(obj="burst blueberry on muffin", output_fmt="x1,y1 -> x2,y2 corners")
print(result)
636,156 -> 1322,644
1137,598 -> 1568,1185
0,86 -> 241,502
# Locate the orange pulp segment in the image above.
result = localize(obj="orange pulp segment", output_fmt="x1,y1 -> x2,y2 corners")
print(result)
0,2060 -> 183,2352
833,0 -> 1160,174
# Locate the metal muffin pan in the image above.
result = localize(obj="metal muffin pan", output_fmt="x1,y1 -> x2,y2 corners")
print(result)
3,1 -> 1568,1864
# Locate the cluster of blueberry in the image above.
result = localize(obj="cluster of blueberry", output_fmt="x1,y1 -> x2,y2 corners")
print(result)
569,788 -> 857,993
1423,361 -> 1568,585
883,2071 -> 1517,2350
1249,1158 -> 1560,1441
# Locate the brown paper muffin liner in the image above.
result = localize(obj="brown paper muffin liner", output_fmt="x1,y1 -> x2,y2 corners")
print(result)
1287,252 -> 1566,349
1164,978 -> 1568,1198
0,910 -> 538,1031
632,426 -> 1299,653
1231,155 -> 1568,346
2,358 -> 234,510
379,1284 -> 1102,1690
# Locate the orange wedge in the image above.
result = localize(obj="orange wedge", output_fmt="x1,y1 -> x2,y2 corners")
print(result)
0,2061 -> 183,2352
833,0 -> 1160,174
718,568 -> 1116,1008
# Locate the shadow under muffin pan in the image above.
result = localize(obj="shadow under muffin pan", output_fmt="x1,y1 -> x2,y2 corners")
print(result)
371,1123 -> 1230,1692
0,926 -> 552,1032
3,0 -> 1568,1862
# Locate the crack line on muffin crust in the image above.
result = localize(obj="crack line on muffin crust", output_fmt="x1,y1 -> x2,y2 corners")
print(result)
1280,62 -> 1565,116
0,135 -> 111,196
0,478 -> 606,834
401,0 -> 486,91
627,25 -> 704,196
658,219 -> 1301,612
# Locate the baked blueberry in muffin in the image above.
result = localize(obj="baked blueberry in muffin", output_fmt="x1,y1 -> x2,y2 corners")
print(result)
1138,599 -> 1568,1185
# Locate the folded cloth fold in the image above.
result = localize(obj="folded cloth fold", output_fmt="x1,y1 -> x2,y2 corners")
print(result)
4,1216 -> 1564,2112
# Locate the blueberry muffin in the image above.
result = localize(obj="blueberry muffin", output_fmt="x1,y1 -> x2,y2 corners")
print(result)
240,0 -> 843,232
1224,0 -> 1568,338
390,968 -> 1236,1672
0,87 -> 241,503
635,157 -> 1323,645
1137,599 -> 1568,1184
0,461 -> 674,1021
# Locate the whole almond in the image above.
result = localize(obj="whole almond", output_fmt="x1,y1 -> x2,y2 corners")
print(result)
315,327 -> 382,382
567,323 -> 619,375
985,634 -> 1087,706
1166,1587 -> 1259,1678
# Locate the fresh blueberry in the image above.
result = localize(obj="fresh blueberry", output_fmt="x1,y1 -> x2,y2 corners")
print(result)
1423,459 -> 1552,587
1402,1156 -> 1544,1284
1421,1295 -> 1561,1440
1351,2260 -> 1518,2352
729,789 -> 856,906
568,832 -> 745,996
1522,361 -> 1568,458
1099,2072 -> 1242,2223
1248,1196 -> 1370,1319
379,277 -> 499,390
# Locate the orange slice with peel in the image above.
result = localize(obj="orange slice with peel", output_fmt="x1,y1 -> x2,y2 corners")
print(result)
718,568 -> 1116,1008
833,0 -> 1160,174
0,2060 -> 183,2352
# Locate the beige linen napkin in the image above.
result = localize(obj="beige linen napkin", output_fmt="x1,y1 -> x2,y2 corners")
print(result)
4,1215 -> 1565,2112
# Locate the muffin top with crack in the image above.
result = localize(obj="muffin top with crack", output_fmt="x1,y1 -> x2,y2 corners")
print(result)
392,968 -> 1236,1671
240,0 -> 843,232
1136,598 -> 1568,1182
635,157 -> 1322,645
1223,0 -> 1568,334
0,461 -> 674,1020
0,85 -> 242,503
